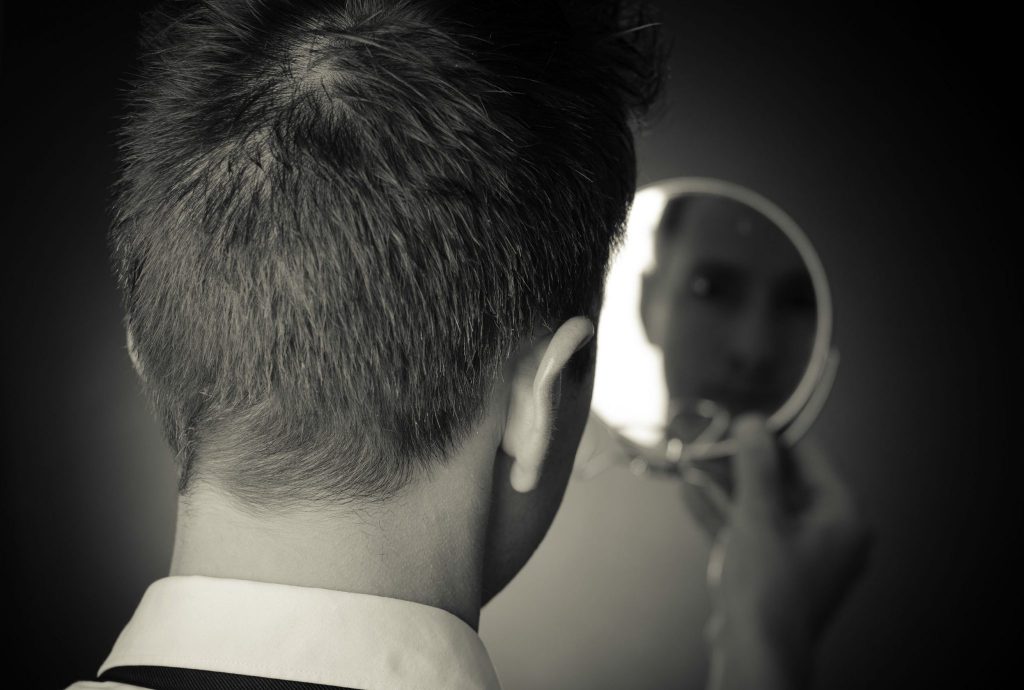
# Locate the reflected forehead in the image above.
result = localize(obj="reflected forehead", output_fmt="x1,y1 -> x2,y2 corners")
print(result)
663,195 -> 807,278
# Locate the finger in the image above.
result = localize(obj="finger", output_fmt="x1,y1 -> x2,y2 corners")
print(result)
706,530 -> 731,593
791,439 -> 842,490
681,469 -> 728,538
731,414 -> 783,519
790,440 -> 854,518
790,443 -> 872,559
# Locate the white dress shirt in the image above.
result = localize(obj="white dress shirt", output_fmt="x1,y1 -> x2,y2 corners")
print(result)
67,575 -> 502,690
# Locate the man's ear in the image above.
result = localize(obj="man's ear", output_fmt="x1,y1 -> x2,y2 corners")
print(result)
501,316 -> 595,493
640,269 -> 665,348
126,322 -> 146,381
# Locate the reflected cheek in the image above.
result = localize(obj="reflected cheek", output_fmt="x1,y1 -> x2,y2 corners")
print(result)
778,321 -> 817,377
663,314 -> 729,383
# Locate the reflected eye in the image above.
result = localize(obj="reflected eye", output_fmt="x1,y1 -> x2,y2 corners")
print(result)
686,265 -> 743,305
690,274 -> 713,297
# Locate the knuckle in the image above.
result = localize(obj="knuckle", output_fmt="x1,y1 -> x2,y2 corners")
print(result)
833,512 -> 872,553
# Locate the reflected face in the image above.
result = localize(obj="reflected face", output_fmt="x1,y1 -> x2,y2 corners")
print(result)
643,195 -> 816,418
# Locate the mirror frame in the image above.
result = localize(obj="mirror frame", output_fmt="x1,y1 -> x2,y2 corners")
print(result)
601,177 -> 836,463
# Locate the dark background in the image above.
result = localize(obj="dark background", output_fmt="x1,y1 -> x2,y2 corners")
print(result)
2,3 -> 1017,688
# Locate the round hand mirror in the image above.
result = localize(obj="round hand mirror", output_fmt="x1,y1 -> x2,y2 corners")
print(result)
576,178 -> 839,480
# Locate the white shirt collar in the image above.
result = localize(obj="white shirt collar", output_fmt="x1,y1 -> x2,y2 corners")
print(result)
99,576 -> 502,690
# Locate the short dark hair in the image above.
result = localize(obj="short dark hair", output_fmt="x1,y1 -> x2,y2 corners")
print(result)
114,0 -> 663,507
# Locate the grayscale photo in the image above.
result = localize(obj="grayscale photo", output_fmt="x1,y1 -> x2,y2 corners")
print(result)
2,2 -> 1015,689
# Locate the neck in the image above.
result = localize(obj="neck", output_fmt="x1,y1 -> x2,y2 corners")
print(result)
170,458 -> 493,629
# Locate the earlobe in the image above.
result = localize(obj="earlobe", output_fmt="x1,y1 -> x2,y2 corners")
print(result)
503,316 -> 595,493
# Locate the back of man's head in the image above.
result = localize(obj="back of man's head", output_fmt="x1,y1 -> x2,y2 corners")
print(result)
114,0 -> 662,508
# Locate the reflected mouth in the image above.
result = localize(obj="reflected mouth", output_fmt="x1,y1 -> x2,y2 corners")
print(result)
697,384 -> 781,414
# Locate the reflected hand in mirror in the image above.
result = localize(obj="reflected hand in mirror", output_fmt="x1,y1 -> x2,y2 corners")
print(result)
577,178 -> 839,488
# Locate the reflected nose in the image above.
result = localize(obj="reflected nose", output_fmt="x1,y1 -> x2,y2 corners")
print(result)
726,298 -> 778,377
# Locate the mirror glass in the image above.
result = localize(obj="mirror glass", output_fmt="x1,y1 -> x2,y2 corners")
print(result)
580,178 -> 835,477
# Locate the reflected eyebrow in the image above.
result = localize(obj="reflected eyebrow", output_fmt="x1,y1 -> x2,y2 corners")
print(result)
689,260 -> 746,281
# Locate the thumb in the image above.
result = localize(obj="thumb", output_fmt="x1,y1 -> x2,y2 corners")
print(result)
732,414 -> 783,520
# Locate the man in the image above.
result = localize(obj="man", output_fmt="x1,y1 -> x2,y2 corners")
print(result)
73,1 -> 869,688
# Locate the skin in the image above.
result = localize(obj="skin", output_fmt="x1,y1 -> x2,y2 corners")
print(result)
162,310 -> 870,690
169,316 -> 597,629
